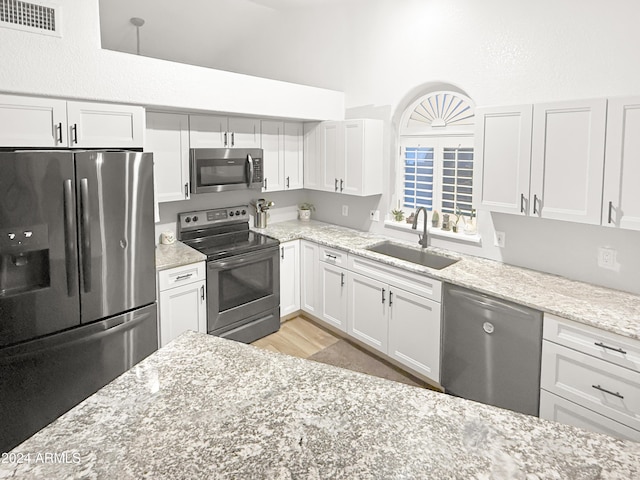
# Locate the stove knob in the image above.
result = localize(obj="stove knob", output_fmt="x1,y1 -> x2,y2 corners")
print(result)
185,217 -> 191,223
236,210 -> 241,216
241,209 -> 246,215
229,211 -> 234,217
193,216 -> 198,222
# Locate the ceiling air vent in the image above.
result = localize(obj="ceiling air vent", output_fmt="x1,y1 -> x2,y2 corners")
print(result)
0,0 -> 61,37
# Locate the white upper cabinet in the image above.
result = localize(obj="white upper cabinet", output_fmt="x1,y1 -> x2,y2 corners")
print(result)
303,122 -> 322,190
261,121 -> 304,192
306,119 -> 383,196
0,94 -> 144,148
189,114 -> 261,148
0,94 -> 68,147
603,97 -> 640,231
474,105 -> 533,215
530,99 -> 607,224
145,111 -> 190,203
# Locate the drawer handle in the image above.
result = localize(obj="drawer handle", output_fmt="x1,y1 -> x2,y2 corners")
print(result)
175,273 -> 193,281
201,285 -> 205,301
340,272 -> 345,287
325,254 -> 337,260
592,384 -> 624,400
594,342 -> 627,355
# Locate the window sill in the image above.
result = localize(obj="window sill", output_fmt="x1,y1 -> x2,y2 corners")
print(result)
383,220 -> 482,245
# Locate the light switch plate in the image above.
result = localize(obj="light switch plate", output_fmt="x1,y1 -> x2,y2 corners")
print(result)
342,205 -> 348,216
494,231 -> 506,248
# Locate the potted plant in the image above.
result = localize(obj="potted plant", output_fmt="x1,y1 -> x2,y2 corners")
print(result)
390,209 -> 405,222
298,202 -> 315,222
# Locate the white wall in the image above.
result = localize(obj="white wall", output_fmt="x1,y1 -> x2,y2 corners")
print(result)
0,0 -> 344,120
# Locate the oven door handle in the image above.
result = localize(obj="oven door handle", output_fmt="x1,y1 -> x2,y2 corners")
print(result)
246,153 -> 254,187
208,248 -> 277,271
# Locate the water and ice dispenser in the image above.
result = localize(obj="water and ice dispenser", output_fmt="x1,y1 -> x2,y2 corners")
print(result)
0,224 -> 50,297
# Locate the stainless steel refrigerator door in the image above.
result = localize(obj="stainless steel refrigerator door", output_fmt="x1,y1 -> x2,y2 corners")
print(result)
442,285 -> 543,416
75,151 -> 156,323
0,151 -> 80,347
0,302 -> 158,453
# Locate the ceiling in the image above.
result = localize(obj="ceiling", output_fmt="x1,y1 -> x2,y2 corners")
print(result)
98,0 -> 352,91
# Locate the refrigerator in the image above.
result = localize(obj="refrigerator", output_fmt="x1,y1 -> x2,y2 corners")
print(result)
0,150 -> 158,453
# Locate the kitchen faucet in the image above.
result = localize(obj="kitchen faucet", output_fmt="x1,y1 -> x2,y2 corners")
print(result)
412,207 -> 429,248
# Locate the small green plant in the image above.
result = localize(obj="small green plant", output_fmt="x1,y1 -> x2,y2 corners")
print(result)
298,202 -> 315,211
390,209 -> 405,222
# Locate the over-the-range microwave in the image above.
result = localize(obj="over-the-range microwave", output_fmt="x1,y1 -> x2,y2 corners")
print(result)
190,148 -> 264,194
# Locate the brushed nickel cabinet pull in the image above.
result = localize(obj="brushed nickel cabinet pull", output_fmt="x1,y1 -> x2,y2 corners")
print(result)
381,288 -> 386,304
340,272 -> 344,287
533,194 -> 538,214
520,193 -> 525,213
175,273 -> 193,281
340,179 -> 344,192
608,201 -> 614,224
201,285 -> 205,301
72,124 -> 78,144
286,176 -> 290,189
334,178 -> 338,192
184,183 -> 189,198
592,384 -> 624,400
594,341 -> 627,355
56,122 -> 63,144
281,247 -> 284,259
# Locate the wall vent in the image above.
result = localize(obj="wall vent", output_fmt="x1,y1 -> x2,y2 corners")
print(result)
0,0 -> 61,37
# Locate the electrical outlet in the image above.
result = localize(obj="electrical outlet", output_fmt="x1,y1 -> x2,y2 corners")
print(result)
494,231 -> 506,248
598,247 -> 618,271
342,205 -> 348,216
369,210 -> 380,221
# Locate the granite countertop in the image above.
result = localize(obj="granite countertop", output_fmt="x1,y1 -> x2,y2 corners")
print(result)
2,331 -> 639,479
257,220 -> 640,340
155,241 -> 206,271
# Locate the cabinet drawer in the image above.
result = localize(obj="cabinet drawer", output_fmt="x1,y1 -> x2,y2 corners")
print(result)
348,255 -> 441,302
541,340 -> 640,431
318,245 -> 348,267
158,262 -> 206,291
540,390 -> 640,442
544,313 -> 640,373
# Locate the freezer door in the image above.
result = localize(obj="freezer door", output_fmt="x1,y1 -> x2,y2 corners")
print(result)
75,151 -> 156,322
0,151 -> 80,347
0,302 -> 158,453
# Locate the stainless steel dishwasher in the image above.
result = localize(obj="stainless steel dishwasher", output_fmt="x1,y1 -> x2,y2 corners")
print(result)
441,284 -> 543,416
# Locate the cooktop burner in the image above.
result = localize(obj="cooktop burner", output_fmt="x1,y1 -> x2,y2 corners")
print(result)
177,205 -> 279,260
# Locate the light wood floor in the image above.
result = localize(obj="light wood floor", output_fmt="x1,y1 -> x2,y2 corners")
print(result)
251,316 -> 341,359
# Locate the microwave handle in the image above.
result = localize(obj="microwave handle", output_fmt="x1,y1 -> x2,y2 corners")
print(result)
246,153 -> 254,187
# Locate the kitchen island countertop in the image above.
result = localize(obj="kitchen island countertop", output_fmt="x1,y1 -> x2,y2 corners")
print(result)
256,220 -> 640,341
2,331 -> 639,479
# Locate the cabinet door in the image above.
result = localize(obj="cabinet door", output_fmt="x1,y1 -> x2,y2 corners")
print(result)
347,271 -> 387,353
189,114 -> 228,147
261,120 -> 285,192
319,262 -> 348,332
300,241 -> 319,316
321,121 -> 340,192
228,117 -> 261,148
342,120 -> 364,195
474,105 -> 533,215
66,101 -> 144,148
388,287 -> 441,381
540,390 -> 640,442
530,99 -> 607,224
0,93 -> 68,147
280,241 -> 300,317
158,280 -> 206,347
284,122 -> 304,190
146,112 -> 190,203
603,97 -> 640,231
303,122 -> 322,190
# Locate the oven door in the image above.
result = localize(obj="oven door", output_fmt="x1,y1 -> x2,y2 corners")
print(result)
207,246 -> 279,334
190,148 -> 263,193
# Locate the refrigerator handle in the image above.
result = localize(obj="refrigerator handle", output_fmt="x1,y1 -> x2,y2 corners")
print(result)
79,178 -> 92,293
63,179 -> 76,297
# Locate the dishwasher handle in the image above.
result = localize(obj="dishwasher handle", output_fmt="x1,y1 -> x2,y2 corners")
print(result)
447,287 -> 538,317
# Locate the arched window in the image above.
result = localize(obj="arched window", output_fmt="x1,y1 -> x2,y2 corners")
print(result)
397,91 -> 475,218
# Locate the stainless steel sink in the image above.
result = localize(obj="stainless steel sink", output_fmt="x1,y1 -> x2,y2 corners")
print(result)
366,241 -> 459,270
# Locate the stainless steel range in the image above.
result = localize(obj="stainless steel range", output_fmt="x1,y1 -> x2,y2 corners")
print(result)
178,205 -> 280,343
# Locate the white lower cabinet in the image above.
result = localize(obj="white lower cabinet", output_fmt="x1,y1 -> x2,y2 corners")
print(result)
348,271 -> 388,351
300,241 -> 320,316
540,313 -> 640,441
279,240 -> 300,317
157,262 -> 207,347
319,261 -> 348,332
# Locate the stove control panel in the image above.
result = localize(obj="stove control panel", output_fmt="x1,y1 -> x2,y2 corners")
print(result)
178,205 -> 249,231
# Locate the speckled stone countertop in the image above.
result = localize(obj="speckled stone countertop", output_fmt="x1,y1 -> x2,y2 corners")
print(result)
155,241 -> 206,271
2,331 -> 639,479
256,220 -> 640,340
